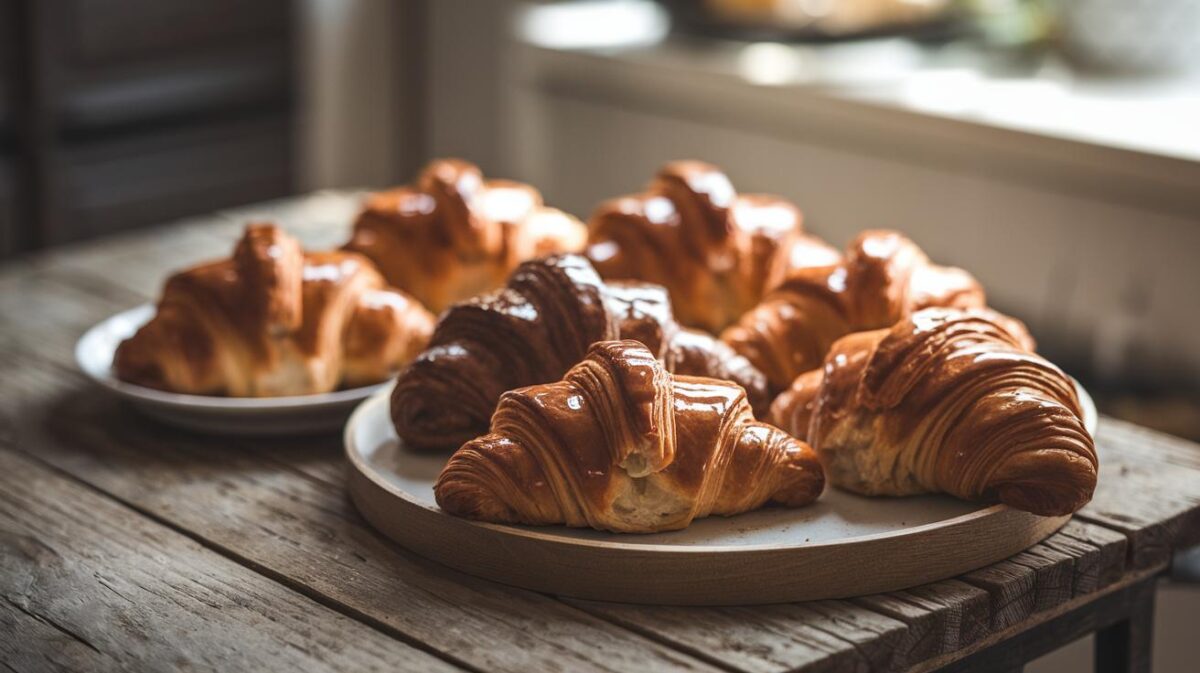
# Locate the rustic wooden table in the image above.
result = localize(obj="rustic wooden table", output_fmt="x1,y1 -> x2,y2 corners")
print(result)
2,193 -> 1198,673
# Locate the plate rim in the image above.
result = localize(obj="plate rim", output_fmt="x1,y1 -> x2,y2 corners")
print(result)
344,381 -> 1095,554
76,303 -> 387,411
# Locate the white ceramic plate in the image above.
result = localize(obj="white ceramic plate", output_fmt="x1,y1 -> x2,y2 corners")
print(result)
345,380 -> 1098,605
76,304 -> 387,435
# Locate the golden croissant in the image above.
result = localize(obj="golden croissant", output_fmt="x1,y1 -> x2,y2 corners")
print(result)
722,229 -> 985,393
770,308 -> 1097,517
115,224 -> 435,396
586,160 -> 840,333
392,254 -> 770,451
436,340 -> 825,533
344,158 -> 587,313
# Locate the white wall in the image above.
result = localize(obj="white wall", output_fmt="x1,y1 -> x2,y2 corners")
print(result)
297,0 -> 407,190
297,0 -> 519,190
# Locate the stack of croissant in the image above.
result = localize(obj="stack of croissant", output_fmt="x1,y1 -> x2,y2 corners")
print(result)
118,158 -> 1098,533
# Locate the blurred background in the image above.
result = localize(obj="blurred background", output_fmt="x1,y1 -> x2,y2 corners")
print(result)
1,0 -> 1197,665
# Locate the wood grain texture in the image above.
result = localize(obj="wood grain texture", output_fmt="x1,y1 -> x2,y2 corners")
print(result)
1042,520 -> 1127,596
903,564 -> 1164,673
8,402 -> 719,673
853,580 -> 991,666
932,574 -> 1158,673
568,600 -> 908,673
0,447 -> 461,673
1078,418 -> 1200,569
0,595 -> 110,673
959,540 -> 1074,632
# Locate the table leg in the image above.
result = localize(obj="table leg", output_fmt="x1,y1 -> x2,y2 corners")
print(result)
1094,579 -> 1155,673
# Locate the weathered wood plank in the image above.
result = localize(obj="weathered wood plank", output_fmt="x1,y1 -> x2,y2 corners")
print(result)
1077,418 -> 1200,569
1042,519 -> 1127,596
1009,544 -> 1075,611
959,536 -> 1076,633
1095,417 -> 1200,471
853,580 -> 991,666
15,401 -> 717,673
958,559 -> 1035,634
0,447 -> 462,673
568,600 -> 908,673
950,516 -> 1128,642
0,595 -> 111,673
929,575 -> 1158,673
0,281 -> 721,673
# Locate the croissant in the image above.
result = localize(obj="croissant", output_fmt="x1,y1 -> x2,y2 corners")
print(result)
391,254 -> 770,452
585,160 -> 841,333
344,158 -> 587,313
769,308 -> 1097,517
436,340 -> 825,533
722,229 -> 985,394
115,224 -> 435,396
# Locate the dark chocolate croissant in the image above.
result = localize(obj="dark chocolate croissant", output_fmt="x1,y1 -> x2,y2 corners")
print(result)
391,255 -> 769,451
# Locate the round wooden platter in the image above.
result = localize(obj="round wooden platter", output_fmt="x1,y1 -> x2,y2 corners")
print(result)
346,383 -> 1097,606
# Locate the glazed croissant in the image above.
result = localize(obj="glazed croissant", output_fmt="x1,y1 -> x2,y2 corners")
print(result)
115,224 -> 435,396
722,229 -> 985,393
436,340 -> 825,533
391,254 -> 770,452
586,160 -> 841,333
770,308 -> 1097,517
344,158 -> 587,313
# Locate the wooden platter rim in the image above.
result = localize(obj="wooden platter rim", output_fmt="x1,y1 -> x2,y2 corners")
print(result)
344,388 -> 1072,555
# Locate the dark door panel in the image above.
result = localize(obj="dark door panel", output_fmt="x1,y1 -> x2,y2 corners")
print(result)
54,114 -> 294,244
65,0 -> 290,66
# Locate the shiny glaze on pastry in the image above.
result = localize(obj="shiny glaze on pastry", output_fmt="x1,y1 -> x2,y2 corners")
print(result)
115,224 -> 434,396
391,255 -> 770,452
436,340 -> 825,533
770,308 -> 1096,517
586,160 -> 840,332
722,229 -> 984,393
345,158 -> 587,313
603,281 -> 770,414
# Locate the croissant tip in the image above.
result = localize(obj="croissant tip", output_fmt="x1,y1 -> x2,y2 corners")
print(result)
991,448 -> 1098,517
434,471 -> 514,523
391,361 -> 491,452
775,456 -> 826,508
758,429 -> 826,508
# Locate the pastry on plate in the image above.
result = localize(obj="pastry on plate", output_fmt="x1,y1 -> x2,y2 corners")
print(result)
345,158 -> 587,313
436,340 -> 825,533
391,254 -> 769,452
722,229 -> 984,393
586,160 -> 840,332
115,223 -> 434,397
770,308 -> 1097,516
